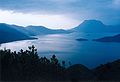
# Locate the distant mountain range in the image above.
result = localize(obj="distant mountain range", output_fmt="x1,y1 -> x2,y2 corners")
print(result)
70,20 -> 120,33
0,23 -> 35,44
0,19 -> 120,43
25,25 -> 70,35
10,25 -> 34,36
0,23 -> 70,44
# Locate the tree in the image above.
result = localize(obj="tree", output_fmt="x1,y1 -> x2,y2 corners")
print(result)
51,55 -> 58,65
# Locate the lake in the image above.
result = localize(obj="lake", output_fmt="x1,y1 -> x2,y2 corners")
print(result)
0,32 -> 120,68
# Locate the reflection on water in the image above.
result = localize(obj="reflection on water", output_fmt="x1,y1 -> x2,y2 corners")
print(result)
0,33 -> 120,68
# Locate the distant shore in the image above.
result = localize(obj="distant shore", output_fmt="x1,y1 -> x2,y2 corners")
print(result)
0,37 -> 37,44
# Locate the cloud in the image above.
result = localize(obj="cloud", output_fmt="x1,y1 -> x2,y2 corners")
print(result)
0,0 -> 120,27
0,10 -> 80,29
0,0 -> 113,14
112,0 -> 120,9
113,0 -> 120,5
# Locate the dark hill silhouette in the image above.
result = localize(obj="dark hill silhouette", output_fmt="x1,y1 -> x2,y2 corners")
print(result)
70,20 -> 120,33
25,25 -> 70,35
65,64 -> 94,81
0,23 -> 35,44
93,34 -> 120,42
93,59 -> 120,80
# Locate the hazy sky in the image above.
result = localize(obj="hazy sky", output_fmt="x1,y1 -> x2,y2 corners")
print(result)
0,0 -> 120,29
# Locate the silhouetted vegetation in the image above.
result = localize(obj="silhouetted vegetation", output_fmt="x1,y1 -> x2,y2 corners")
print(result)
0,45 -> 65,81
93,59 -> 120,80
0,45 -> 120,81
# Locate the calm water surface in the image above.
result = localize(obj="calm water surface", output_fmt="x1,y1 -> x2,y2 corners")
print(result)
1,33 -> 120,68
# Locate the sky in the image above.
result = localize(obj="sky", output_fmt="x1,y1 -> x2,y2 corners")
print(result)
0,0 -> 120,29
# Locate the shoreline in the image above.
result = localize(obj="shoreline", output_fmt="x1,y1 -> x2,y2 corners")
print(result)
0,37 -> 38,44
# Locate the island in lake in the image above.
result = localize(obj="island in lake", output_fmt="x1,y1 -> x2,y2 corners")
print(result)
76,38 -> 88,41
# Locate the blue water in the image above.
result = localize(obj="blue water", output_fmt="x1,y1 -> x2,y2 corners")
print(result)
0,33 -> 120,68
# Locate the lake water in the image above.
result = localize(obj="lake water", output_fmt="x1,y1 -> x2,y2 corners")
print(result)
0,33 -> 120,68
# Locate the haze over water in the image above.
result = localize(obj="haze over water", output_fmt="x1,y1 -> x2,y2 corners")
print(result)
1,32 -> 120,68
